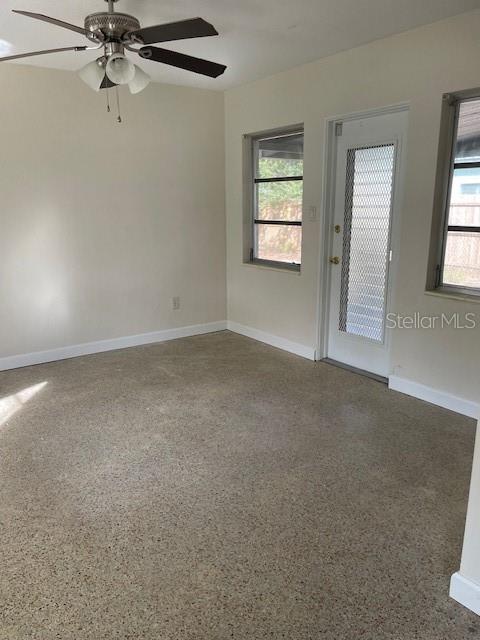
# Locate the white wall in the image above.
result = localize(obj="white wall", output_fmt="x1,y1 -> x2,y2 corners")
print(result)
0,64 -> 226,359
225,10 -> 480,406
461,422 -> 480,581
451,420 -> 480,615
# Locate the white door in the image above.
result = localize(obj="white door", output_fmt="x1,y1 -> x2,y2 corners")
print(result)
325,110 -> 408,377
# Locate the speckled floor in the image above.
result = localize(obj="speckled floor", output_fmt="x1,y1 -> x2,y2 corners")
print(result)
0,331 -> 478,639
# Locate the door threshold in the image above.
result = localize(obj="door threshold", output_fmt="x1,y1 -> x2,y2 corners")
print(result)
322,358 -> 388,384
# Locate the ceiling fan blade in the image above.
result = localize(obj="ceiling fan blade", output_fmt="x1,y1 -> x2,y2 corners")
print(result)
139,46 -> 226,78
0,45 -> 87,63
12,10 -> 88,36
129,17 -> 218,46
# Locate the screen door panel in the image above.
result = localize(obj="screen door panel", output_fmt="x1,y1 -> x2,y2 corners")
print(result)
339,144 -> 395,343
326,109 -> 408,378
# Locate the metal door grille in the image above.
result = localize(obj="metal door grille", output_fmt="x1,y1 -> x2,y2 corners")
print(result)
339,144 -> 396,342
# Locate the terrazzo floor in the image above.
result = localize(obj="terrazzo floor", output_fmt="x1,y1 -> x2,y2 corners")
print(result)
0,331 -> 478,639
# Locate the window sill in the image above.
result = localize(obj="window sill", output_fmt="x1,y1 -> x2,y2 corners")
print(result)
243,259 -> 301,274
425,287 -> 480,305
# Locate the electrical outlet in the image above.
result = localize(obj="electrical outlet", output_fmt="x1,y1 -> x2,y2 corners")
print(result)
172,296 -> 180,311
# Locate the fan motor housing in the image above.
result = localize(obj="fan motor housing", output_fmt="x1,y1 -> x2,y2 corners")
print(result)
85,12 -> 140,42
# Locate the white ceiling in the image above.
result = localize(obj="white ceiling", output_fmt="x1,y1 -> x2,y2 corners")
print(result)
1,0 -> 480,90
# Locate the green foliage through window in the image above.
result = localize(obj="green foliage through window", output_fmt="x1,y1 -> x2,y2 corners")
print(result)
252,133 -> 304,265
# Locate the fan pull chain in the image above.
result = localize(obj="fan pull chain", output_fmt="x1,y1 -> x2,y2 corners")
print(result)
115,86 -> 122,124
106,88 -> 111,113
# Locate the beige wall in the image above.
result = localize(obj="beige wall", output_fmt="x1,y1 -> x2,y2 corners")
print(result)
0,64 -> 226,358
225,10 -> 480,405
460,422 -> 480,583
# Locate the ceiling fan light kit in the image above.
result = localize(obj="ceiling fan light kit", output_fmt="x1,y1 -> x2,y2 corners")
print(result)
1,0 -> 227,122
105,53 -> 135,85
129,65 -> 151,95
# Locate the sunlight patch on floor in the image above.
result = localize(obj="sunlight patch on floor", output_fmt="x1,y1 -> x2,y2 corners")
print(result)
0,382 -> 48,428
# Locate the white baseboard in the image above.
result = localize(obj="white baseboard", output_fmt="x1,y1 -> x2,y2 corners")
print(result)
389,376 -> 479,420
0,321 -> 228,372
227,321 -> 315,360
450,572 -> 480,616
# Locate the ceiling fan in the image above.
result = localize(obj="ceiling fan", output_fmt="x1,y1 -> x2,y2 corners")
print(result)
0,0 -> 227,98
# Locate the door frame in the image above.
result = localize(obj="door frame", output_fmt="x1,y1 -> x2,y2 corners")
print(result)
315,103 -> 410,370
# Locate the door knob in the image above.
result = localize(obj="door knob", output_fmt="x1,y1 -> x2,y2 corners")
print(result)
329,256 -> 340,265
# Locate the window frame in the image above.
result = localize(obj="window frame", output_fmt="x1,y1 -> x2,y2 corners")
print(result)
433,90 -> 480,297
244,125 -> 304,271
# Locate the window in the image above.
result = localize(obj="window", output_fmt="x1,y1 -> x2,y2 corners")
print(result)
436,94 -> 480,293
246,128 -> 304,269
